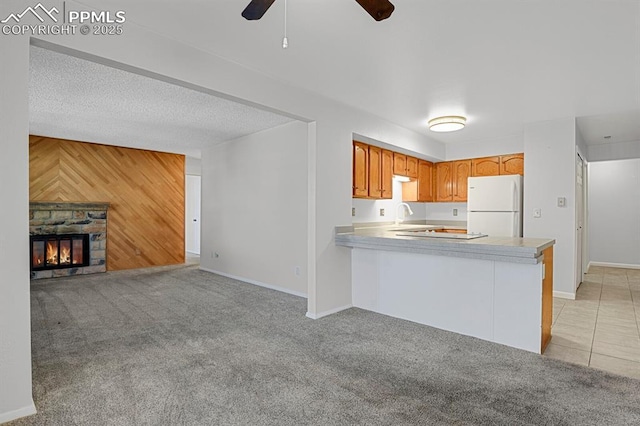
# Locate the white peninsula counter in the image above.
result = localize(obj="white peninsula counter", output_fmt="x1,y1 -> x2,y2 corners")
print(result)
335,225 -> 555,354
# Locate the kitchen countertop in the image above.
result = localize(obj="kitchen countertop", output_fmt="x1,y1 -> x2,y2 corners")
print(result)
335,224 -> 555,264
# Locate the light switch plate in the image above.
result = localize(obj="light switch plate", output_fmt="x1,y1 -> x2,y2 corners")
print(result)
453,208 -> 458,216
533,208 -> 542,218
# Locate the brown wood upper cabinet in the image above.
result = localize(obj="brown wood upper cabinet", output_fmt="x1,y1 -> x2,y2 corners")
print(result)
406,156 -> 418,178
472,153 -> 524,177
393,153 -> 418,178
353,141 -> 369,198
355,142 -> 522,202
452,160 -> 471,202
402,160 -> 434,202
436,160 -> 471,202
471,156 -> 500,177
393,153 -> 406,176
435,162 -> 453,202
369,145 -> 393,199
500,153 -> 524,175
353,141 -> 393,199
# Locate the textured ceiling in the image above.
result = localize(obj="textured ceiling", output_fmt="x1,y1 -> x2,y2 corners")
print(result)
71,0 -> 640,148
29,0 -> 640,154
29,46 -> 296,158
577,110 -> 640,146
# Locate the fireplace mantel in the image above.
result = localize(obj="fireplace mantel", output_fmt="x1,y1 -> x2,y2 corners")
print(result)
30,201 -> 110,211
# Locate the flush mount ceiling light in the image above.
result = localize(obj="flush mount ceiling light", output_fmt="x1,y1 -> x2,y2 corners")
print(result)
428,116 -> 467,132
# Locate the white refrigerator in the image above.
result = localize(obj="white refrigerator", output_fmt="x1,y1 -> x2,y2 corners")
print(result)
467,175 -> 523,237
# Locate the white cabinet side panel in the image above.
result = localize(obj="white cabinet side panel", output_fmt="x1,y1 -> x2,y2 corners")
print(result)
493,262 -> 543,353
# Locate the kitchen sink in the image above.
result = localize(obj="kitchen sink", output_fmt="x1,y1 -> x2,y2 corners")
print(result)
387,227 -> 439,232
395,231 -> 487,240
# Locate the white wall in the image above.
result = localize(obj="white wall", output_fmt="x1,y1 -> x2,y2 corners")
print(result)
186,156 -> 202,176
589,159 -> 640,267
575,126 -> 589,162
1,9 -> 441,337
200,121 -> 309,295
351,179 -> 427,223
0,34 -> 36,422
446,134 -> 524,160
575,124 -> 589,280
588,139 -> 640,162
1,7 -> 443,418
425,202 -> 468,222
185,175 -> 201,255
523,118 -> 577,298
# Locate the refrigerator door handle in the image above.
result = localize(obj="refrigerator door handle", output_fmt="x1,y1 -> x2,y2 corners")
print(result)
511,180 -> 517,212
512,212 -> 517,237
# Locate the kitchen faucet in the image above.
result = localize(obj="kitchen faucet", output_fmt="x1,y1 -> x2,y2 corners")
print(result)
395,202 -> 414,225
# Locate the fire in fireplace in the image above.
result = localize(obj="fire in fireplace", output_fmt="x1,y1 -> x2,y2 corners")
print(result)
31,234 -> 90,270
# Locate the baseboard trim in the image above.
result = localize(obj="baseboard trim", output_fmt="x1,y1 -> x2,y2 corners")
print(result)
306,304 -> 352,320
0,401 -> 37,424
553,290 -> 576,300
199,267 -> 307,299
589,261 -> 640,270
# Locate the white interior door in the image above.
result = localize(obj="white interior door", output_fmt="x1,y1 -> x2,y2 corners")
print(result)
575,153 -> 584,290
186,175 -> 201,255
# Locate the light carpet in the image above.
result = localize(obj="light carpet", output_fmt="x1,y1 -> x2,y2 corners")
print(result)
9,265 -> 640,425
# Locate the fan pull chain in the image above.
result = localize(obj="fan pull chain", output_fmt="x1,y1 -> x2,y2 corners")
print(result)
282,0 -> 288,48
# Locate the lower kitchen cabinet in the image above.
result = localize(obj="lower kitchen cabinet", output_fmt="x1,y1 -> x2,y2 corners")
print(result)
435,228 -> 467,234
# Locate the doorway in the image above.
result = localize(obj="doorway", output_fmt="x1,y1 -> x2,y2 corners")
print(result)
186,175 -> 201,255
575,152 -> 585,290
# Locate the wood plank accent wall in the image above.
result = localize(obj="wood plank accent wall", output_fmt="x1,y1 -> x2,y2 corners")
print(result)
29,135 -> 185,271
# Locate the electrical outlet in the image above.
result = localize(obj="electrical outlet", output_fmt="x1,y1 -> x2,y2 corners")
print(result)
294,266 -> 301,276
453,208 -> 458,217
533,208 -> 542,218
380,208 -> 385,217
352,207 -> 356,217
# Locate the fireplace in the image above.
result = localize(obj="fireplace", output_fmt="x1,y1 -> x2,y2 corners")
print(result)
31,234 -> 90,270
30,201 -> 110,280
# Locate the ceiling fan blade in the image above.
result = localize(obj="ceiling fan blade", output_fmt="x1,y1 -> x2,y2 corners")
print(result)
355,0 -> 395,21
242,0 -> 276,20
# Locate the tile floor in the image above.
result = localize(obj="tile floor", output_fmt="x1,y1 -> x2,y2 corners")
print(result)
544,265 -> 640,380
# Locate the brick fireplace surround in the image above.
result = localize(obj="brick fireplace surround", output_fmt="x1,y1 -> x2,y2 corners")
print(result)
29,202 -> 110,280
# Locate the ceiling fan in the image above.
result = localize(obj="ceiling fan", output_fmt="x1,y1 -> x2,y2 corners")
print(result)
242,0 -> 395,22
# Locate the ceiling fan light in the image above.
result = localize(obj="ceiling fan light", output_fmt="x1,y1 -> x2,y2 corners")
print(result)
428,116 -> 466,132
